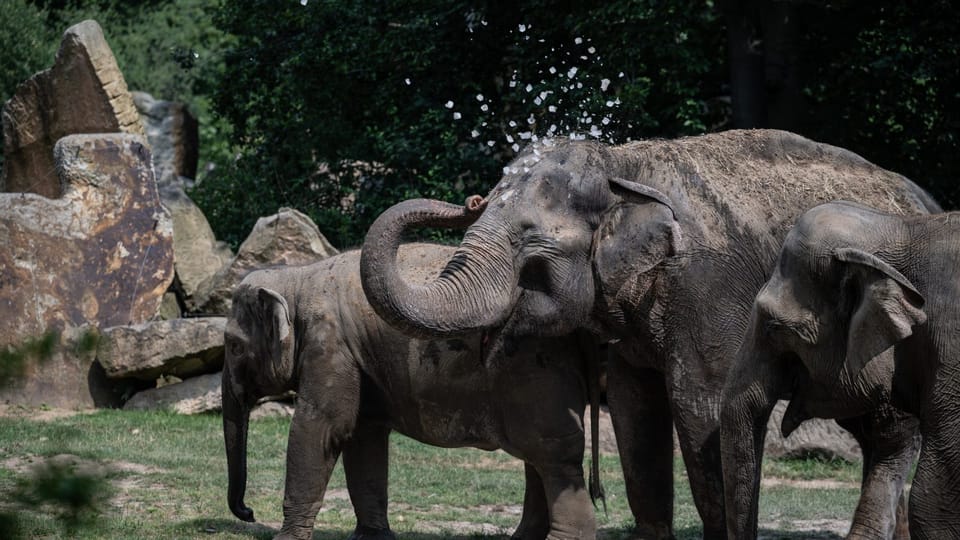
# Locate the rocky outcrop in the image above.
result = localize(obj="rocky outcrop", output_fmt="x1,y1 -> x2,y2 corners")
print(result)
97,318 -> 226,381
159,183 -> 233,311
0,134 -> 174,348
131,91 -> 198,188
0,326 -> 122,409
196,208 -> 338,314
765,400 -> 862,462
1,20 -> 143,198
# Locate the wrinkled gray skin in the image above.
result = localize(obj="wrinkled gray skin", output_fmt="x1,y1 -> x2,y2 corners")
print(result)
223,244 -> 602,540
722,201 -> 960,540
360,130 -> 941,539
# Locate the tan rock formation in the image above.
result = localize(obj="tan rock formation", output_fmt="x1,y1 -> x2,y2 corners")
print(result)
0,133 -> 174,347
1,19 -> 143,198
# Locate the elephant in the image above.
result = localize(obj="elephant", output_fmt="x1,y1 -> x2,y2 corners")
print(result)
721,200 -> 960,539
359,129 -> 942,539
222,243 -> 605,540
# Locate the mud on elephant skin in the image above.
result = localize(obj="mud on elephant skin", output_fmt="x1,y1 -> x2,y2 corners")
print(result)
722,201 -> 960,540
222,243 -> 604,540
360,130 -> 939,539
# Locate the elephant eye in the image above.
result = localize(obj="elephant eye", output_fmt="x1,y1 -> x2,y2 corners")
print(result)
228,340 -> 245,357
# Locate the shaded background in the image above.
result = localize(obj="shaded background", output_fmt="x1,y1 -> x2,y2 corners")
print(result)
4,0 -> 957,248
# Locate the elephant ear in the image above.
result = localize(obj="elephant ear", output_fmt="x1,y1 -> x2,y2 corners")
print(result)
834,247 -> 926,377
257,288 -> 293,369
594,179 -> 683,323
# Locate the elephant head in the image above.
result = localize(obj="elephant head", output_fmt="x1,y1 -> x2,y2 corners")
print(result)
222,274 -> 297,523
721,201 -> 927,537
360,140 -> 682,344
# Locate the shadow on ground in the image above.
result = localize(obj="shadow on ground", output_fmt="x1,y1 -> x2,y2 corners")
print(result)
177,518 -> 510,539
177,520 -> 845,540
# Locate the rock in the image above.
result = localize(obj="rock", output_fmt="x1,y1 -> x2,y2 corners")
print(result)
764,400 -> 862,462
251,400 -> 295,420
123,372 -> 221,414
158,292 -> 181,320
196,208 -> 338,315
1,20 -> 143,198
159,182 -> 233,311
0,326 -> 123,409
97,317 -> 226,381
0,133 -> 174,348
131,91 -> 198,188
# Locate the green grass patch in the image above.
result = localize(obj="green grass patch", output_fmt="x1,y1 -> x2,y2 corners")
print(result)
0,410 -> 863,539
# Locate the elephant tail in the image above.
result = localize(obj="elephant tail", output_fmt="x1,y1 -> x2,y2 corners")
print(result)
587,341 -> 606,513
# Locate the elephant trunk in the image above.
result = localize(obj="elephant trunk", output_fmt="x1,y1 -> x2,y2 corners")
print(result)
223,367 -> 255,522
720,334 -> 784,539
361,196 -> 520,338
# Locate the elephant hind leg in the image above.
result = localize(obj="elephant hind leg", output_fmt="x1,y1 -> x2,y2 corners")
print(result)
512,463 -> 551,540
342,422 -> 396,540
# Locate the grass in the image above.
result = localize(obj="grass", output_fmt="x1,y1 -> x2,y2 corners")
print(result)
0,409 -> 864,539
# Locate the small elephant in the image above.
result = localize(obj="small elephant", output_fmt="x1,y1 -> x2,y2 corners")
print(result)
720,200 -> 960,539
223,243 -> 602,540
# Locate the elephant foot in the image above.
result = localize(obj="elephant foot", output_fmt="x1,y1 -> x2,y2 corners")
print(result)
625,523 -> 675,540
347,525 -> 397,540
511,518 -> 550,540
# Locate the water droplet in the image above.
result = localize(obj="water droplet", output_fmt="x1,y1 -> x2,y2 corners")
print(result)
549,66 -> 557,74
525,84 -> 533,92
506,135 -> 514,143
518,24 -> 527,32
481,104 -> 489,112
453,112 -> 462,120
567,67 -> 578,78
618,71 -> 625,78
471,130 -> 480,138
601,79 -> 611,91
574,37 -> 583,44
476,94 -> 485,101
404,78 -> 411,85
548,105 -> 557,113
445,100 -> 454,109
588,46 -> 596,54
512,143 -> 521,152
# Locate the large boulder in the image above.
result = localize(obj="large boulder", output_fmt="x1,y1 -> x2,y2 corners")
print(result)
159,183 -> 233,312
195,208 -> 338,314
97,318 -> 226,381
131,91 -> 198,188
1,20 -> 143,198
0,133 -> 174,347
764,400 -> 862,462
0,326 -> 123,409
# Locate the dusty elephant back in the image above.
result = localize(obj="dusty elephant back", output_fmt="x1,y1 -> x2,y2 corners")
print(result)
618,129 -> 937,250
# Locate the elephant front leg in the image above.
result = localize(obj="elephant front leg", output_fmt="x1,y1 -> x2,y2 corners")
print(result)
341,422 -> 396,540
512,463 -> 550,540
606,360 -> 676,540
837,406 -> 919,540
277,407 -> 342,540
907,417 -> 960,539
537,460 -> 596,540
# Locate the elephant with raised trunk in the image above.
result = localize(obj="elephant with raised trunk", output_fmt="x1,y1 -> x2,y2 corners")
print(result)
223,243 -> 604,540
722,201 -> 960,539
360,129 -> 940,539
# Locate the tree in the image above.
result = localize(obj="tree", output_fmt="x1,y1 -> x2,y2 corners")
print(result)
199,0 -> 725,248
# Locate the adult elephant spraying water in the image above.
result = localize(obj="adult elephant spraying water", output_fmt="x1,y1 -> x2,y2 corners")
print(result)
360,129 -> 939,539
